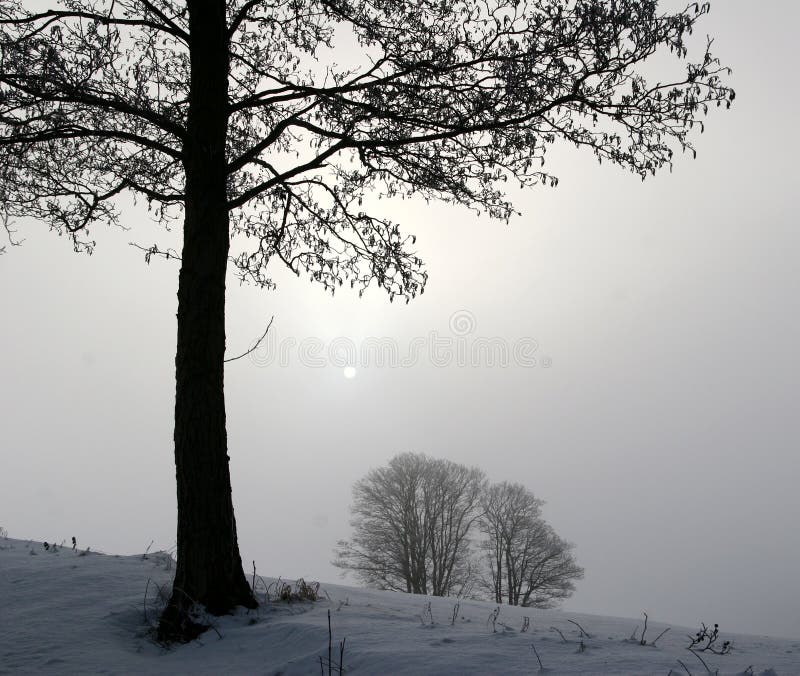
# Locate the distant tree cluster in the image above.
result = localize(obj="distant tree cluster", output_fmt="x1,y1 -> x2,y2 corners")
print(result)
334,453 -> 583,607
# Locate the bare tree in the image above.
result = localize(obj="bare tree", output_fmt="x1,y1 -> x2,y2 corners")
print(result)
480,482 -> 542,604
334,453 -> 485,597
424,457 -> 486,596
479,482 -> 583,607
335,453 -> 431,594
516,526 -> 583,607
1,0 -> 732,640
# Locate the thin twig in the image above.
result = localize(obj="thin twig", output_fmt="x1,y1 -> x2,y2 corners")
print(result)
143,578 -> 152,624
688,649 -> 713,674
224,315 -> 274,363
130,242 -> 181,261
568,619 -> 592,638
2,212 -> 23,248
487,606 -> 499,632
651,627 -> 671,646
550,626 -> 568,642
531,641 -> 544,670
676,659 -> 693,675
328,609 -> 332,676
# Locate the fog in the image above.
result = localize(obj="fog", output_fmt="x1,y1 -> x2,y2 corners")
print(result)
1,0 -> 798,639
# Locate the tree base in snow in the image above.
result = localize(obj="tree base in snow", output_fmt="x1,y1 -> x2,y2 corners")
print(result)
157,601 -> 209,643
157,592 -> 258,644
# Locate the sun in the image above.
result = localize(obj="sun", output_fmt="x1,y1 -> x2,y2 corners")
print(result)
343,366 -> 357,379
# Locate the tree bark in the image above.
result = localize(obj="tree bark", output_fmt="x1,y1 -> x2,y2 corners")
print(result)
158,0 -> 256,642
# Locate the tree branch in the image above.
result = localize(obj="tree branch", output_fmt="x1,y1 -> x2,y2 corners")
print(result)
224,315 -> 275,363
0,8 -> 188,43
0,77 -> 186,141
136,0 -> 189,41
228,140 -> 347,209
0,124 -> 182,160
129,242 -> 181,262
227,0 -> 262,39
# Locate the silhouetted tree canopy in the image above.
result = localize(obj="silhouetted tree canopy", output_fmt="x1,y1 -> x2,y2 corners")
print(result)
1,0 -> 733,299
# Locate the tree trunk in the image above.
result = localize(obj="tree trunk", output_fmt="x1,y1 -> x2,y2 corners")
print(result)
158,0 -> 256,642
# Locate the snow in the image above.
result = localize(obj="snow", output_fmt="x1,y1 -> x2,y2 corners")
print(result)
1,536 -> 798,675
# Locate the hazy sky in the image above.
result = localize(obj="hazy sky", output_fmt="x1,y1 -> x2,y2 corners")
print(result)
1,0 -> 798,639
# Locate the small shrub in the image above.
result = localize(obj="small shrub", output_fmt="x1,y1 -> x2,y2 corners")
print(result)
296,578 -> 321,602
267,577 -> 321,604
688,622 -> 732,655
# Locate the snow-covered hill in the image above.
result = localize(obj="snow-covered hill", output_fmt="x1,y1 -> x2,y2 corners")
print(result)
1,537 -> 797,675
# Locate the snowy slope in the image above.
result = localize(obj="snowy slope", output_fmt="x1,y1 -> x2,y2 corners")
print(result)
1,537 -> 797,675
